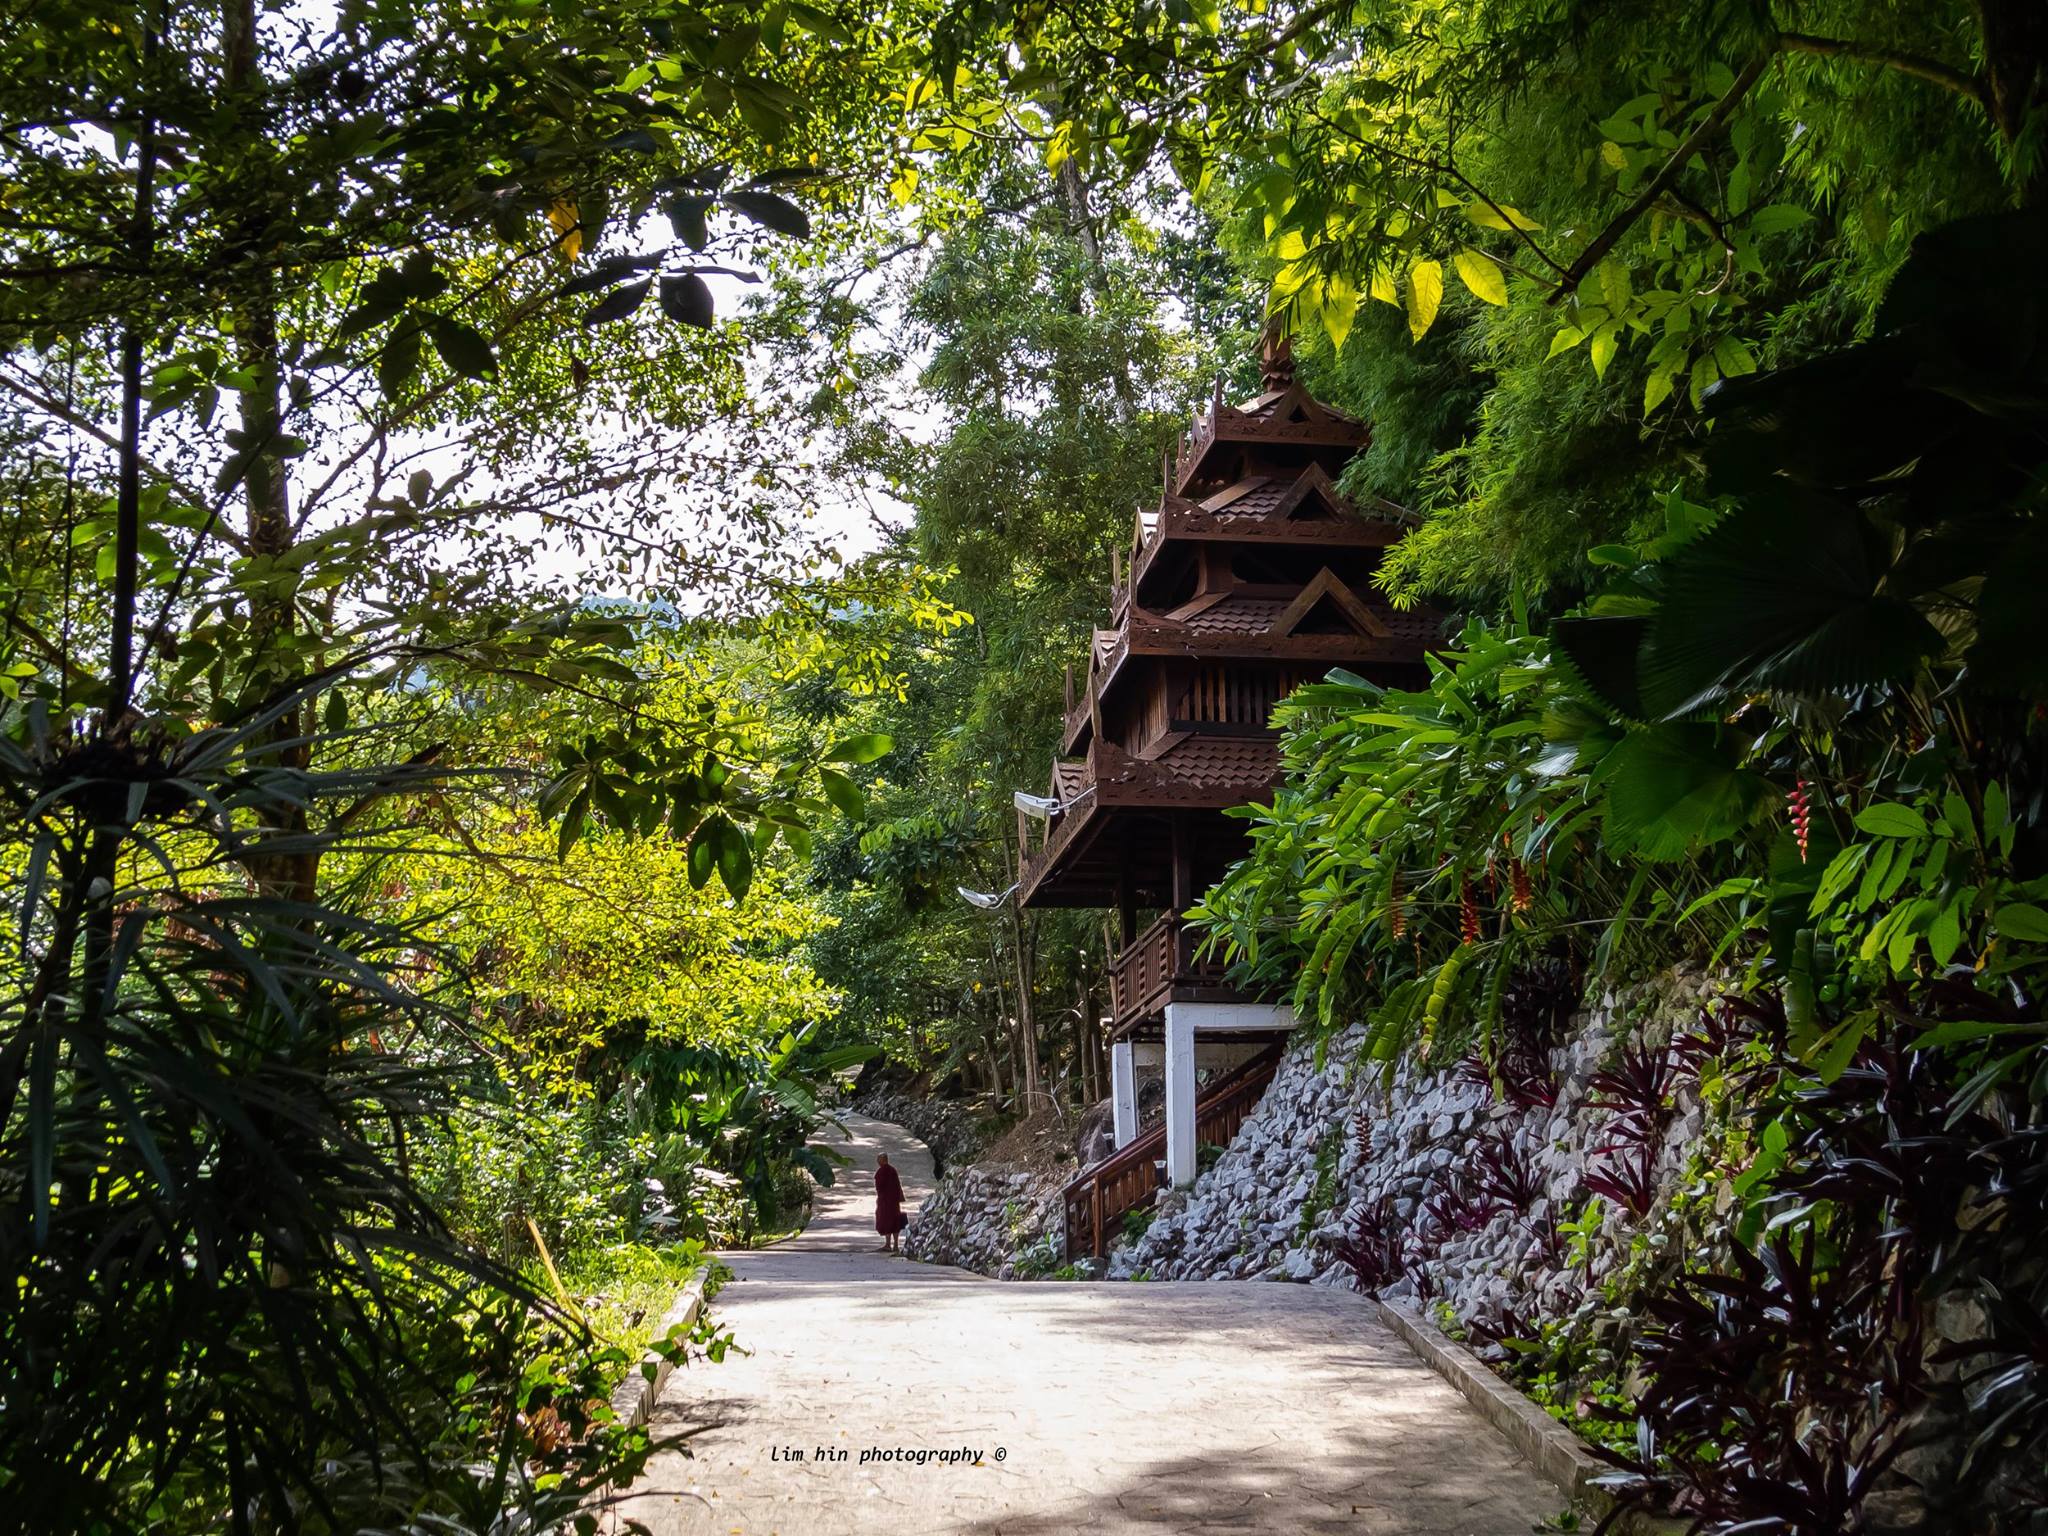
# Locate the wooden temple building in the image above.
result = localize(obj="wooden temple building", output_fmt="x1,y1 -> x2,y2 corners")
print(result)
1016,339 -> 1440,1251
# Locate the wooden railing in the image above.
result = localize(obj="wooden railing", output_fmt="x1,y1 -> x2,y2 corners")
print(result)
1109,914 -> 1175,1024
1109,916 -> 1230,1028
1062,1043 -> 1283,1262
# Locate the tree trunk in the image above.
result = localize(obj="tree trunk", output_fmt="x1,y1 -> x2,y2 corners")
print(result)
1074,973 -> 1095,1107
1011,908 -> 1041,1110
1977,0 -> 2048,201
1055,158 -> 1136,419
224,0 -> 318,904
984,1013 -> 1005,1105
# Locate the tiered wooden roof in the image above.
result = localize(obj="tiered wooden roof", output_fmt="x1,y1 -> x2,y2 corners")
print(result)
1018,336 -> 1441,938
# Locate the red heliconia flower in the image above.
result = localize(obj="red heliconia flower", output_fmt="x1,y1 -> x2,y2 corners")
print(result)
1788,778 -> 1813,863
1460,875 -> 1482,944
1510,858 -> 1533,913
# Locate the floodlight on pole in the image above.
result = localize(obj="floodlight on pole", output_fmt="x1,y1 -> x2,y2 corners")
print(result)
957,883 -> 1020,910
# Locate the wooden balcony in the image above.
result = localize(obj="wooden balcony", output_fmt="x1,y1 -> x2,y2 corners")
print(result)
1108,914 -> 1237,1038
1062,1042 -> 1282,1261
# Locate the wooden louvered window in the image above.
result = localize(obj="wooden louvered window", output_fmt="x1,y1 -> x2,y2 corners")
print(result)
1176,666 -> 1311,728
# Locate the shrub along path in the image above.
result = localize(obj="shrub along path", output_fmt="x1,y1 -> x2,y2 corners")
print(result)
618,1112 -> 1558,1535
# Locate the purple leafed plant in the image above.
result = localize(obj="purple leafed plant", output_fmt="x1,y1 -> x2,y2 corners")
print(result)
1421,1175 -> 1502,1238
1472,1129 -> 1543,1211
1671,1001 -> 1753,1079
1499,953 -> 1580,1055
1465,1304 -> 1543,1353
1523,1206 -> 1567,1270
1457,1048 -> 1558,1109
1406,1253 -> 1439,1305
1325,1195 -> 1403,1295
1595,1232 -> 1921,1534
1583,1135 -> 1661,1218
1586,1040 -> 1676,1146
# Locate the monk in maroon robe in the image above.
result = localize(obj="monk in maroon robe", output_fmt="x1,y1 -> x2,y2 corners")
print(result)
874,1153 -> 907,1253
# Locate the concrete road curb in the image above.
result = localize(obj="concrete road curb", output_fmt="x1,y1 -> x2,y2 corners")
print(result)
609,1267 -> 712,1431
1374,1298 -> 1686,1533
1373,1299 -> 1605,1500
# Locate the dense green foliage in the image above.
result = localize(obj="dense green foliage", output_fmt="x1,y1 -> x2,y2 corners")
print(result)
780,167 -> 1232,1111
915,0 -> 2041,604
1191,203 -> 2048,1529
6,0 -> 2048,1531
0,0 -> 927,1526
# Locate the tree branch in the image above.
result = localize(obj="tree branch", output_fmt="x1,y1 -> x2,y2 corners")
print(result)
1778,32 -> 1990,109
0,370 -> 235,543
1548,53 -> 1771,305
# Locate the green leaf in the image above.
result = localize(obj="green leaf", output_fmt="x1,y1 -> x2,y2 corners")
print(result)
824,732 -> 893,764
1321,272 -> 1359,351
1803,1009 -> 1877,1084
427,316 -> 496,378
558,253 -> 660,297
1598,723 -> 1775,860
1547,326 -> 1586,359
1854,802 -> 1929,839
1550,614 -> 1650,719
1927,901 -> 1963,965
713,815 -> 753,900
687,816 -> 721,888
337,270 -> 410,338
666,194 -> 714,250
818,767 -> 865,820
722,189 -> 811,239
1688,351 -> 1719,409
1889,898 -> 1933,971
1596,258 -> 1631,315
1453,249 -> 1506,306
1995,903 -> 2048,943
583,278 -> 652,326
1405,258 -> 1442,341
1465,201 -> 1541,232
1588,324 -> 1618,380
1637,487 -> 1943,716
399,250 -> 444,298
1850,840 -> 1893,909
378,325 -> 422,393
659,273 -> 715,328
1712,335 -> 1757,377
557,787 -> 591,861
1748,204 -> 1813,236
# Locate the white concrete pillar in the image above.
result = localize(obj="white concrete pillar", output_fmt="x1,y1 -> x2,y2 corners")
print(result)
1110,1038 -> 1138,1149
1164,1004 -> 1197,1187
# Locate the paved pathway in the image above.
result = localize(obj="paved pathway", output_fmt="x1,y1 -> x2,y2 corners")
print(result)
619,1113 -> 1560,1536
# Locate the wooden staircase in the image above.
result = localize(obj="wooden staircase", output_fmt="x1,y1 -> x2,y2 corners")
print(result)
1061,1043 -> 1283,1262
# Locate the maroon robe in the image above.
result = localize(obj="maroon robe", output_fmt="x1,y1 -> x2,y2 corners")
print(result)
874,1163 -> 907,1236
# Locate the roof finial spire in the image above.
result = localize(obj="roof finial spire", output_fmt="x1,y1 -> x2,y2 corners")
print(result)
1260,319 -> 1296,390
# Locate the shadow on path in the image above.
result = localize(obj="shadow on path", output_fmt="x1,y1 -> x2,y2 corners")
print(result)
617,1112 -> 1563,1536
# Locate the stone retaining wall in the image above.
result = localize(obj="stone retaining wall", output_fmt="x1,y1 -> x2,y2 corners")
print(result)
896,968 -> 1720,1316
847,1089 -> 983,1174
1110,969 -> 1718,1337
902,1163 -> 1067,1277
